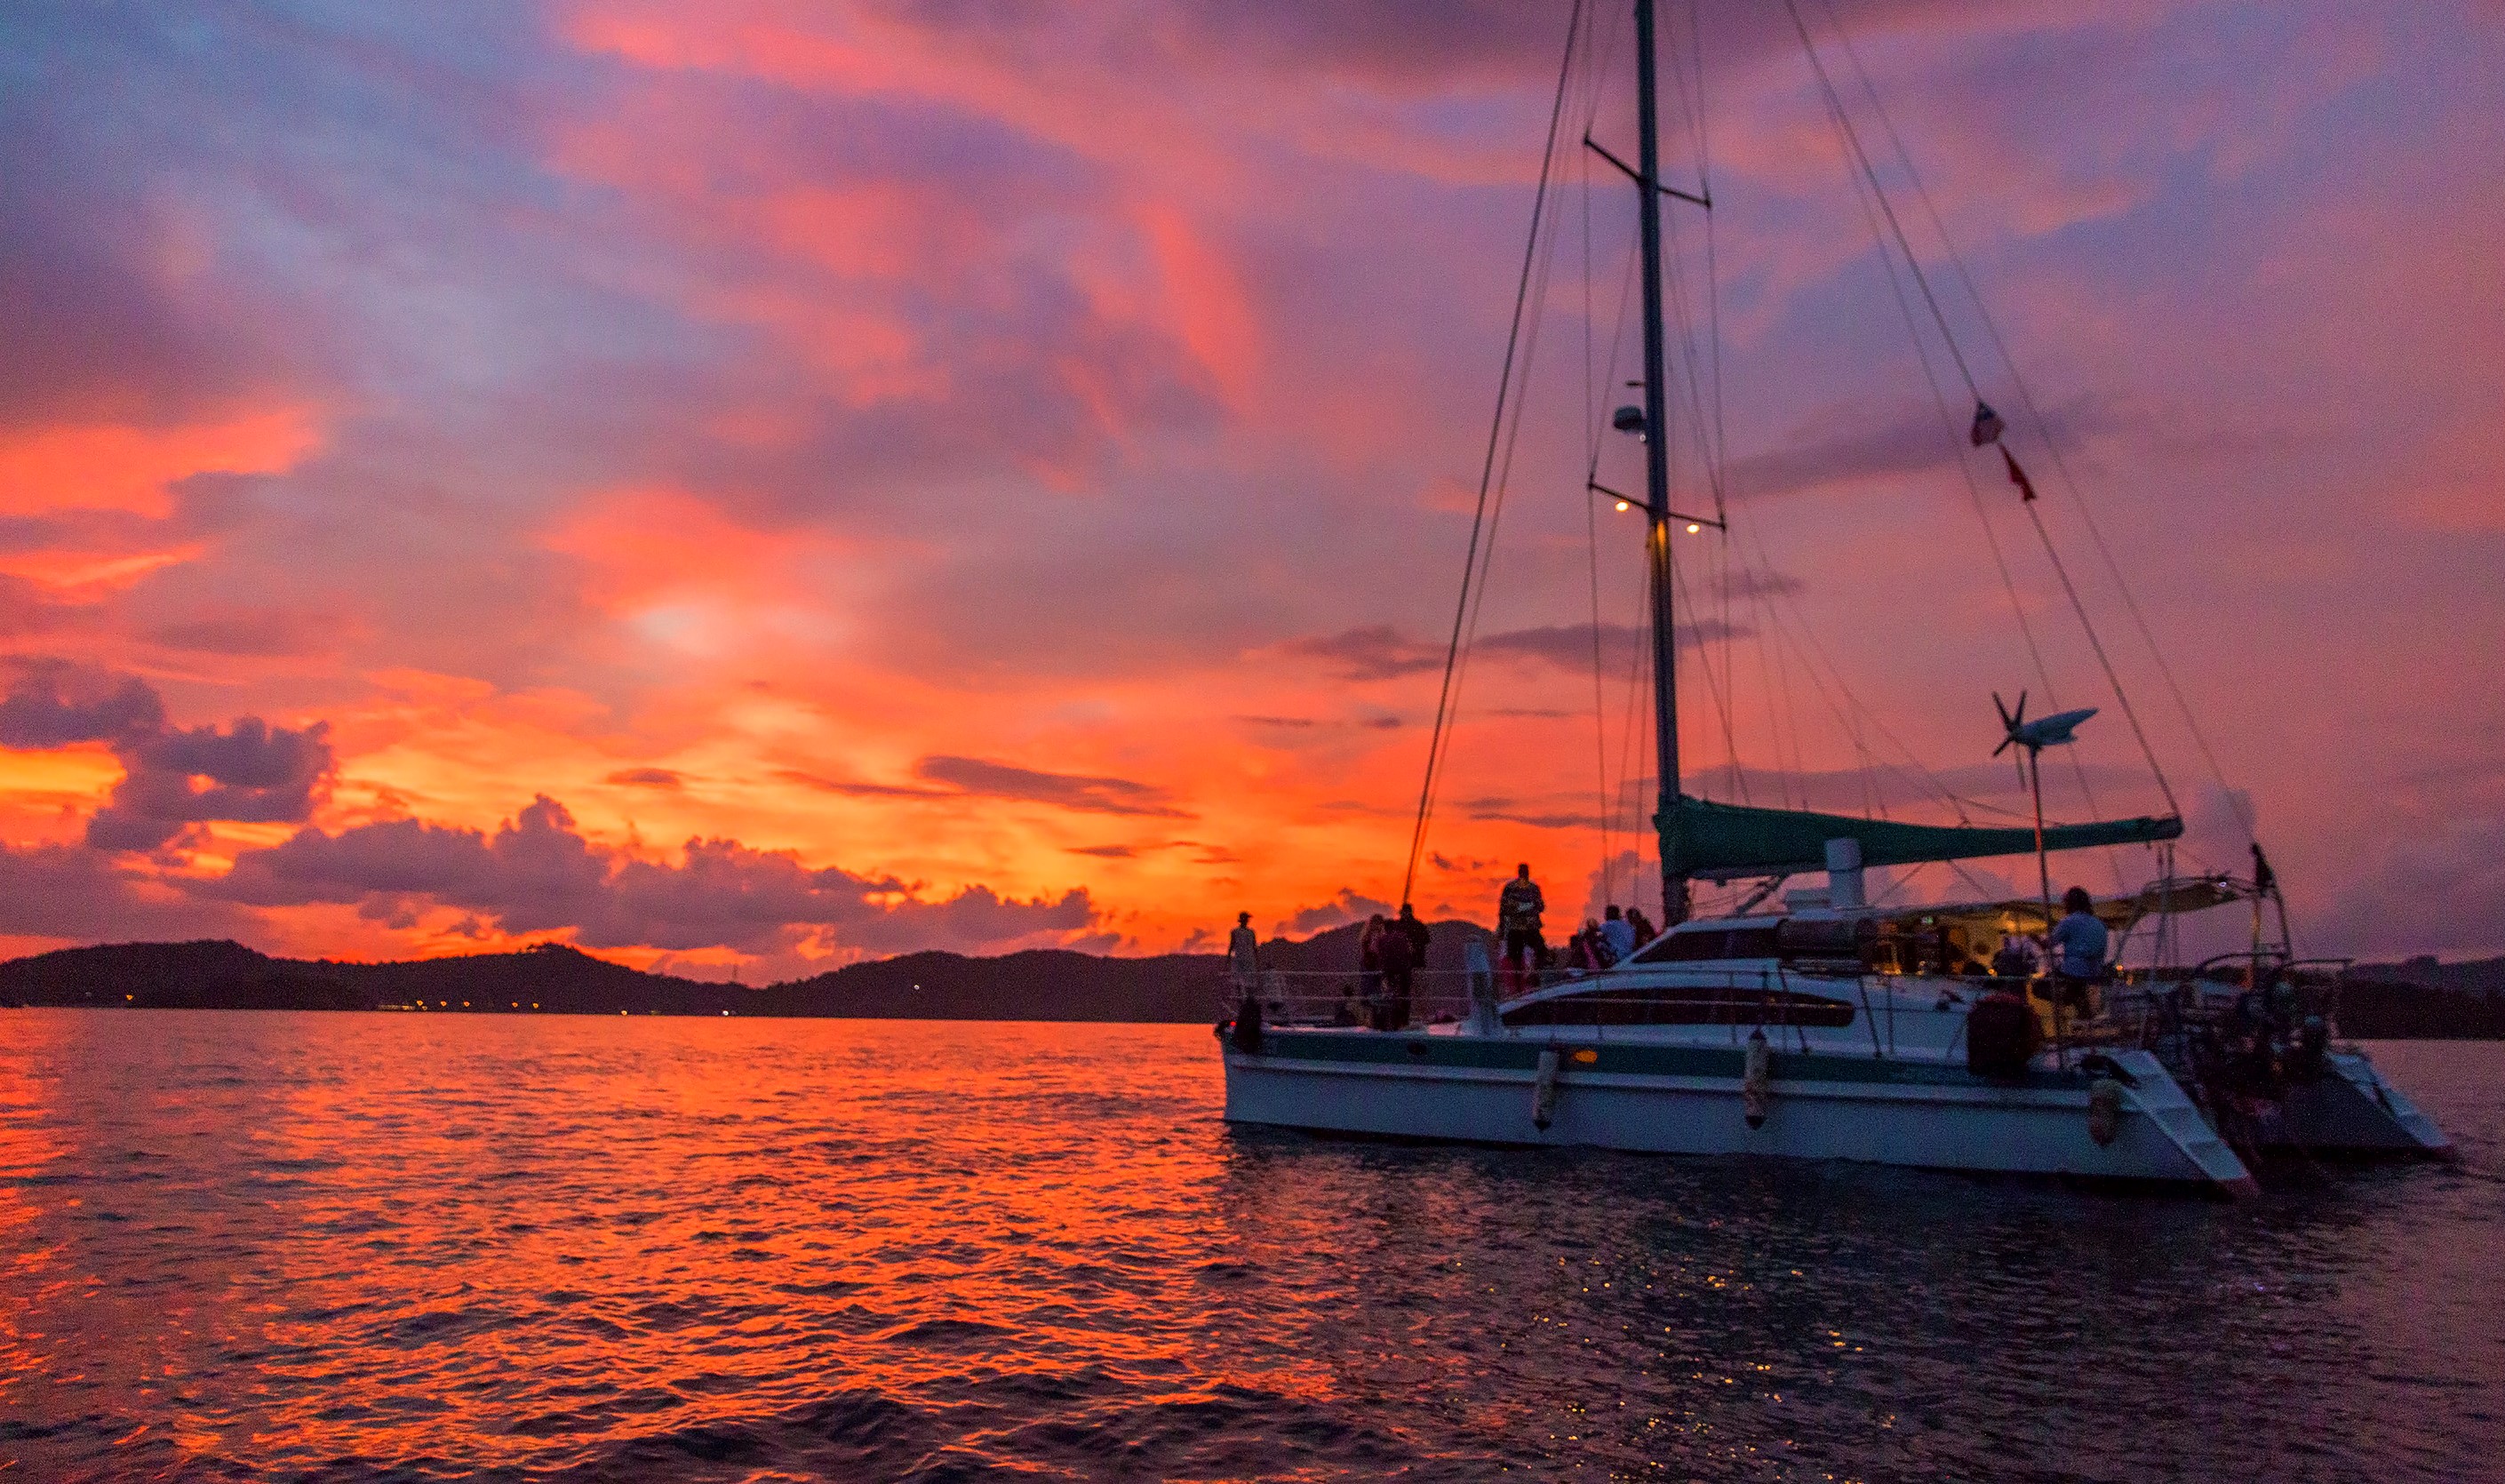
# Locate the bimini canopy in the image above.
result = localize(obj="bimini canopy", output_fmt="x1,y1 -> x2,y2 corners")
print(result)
1663,796 -> 2182,884
1875,874 -> 2253,939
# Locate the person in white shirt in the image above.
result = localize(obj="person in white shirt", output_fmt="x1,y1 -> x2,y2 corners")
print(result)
1600,904 -> 1637,965
1227,912 -> 1260,994
2044,887 -> 2110,1010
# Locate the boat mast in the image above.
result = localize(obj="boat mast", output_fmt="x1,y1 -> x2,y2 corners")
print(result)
1633,0 -> 1687,927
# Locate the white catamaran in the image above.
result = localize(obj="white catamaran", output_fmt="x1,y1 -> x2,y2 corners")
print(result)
1218,0 -> 2450,1195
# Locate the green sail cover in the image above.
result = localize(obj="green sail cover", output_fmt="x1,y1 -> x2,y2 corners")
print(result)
1661,795 -> 2182,882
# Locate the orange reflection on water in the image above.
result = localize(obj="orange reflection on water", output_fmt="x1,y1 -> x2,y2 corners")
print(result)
4,1013 -> 2501,1481
0,1012 -> 1280,1476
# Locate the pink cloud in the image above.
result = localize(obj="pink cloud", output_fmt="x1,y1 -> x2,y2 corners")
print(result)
0,407 -> 319,518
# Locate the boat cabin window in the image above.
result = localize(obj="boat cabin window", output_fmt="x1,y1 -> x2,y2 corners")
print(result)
1503,985 -> 1855,1029
1631,924 -> 1783,964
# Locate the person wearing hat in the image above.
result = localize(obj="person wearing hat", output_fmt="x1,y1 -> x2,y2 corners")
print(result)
1227,911 -> 1261,996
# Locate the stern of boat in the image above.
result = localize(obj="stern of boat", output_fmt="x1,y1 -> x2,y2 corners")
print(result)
2269,1050 -> 2454,1158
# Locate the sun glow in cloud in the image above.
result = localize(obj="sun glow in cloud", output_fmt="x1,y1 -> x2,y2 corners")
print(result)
0,1 -> 2499,971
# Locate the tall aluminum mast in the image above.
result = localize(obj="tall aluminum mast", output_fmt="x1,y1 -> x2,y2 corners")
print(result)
1632,0 -> 1687,927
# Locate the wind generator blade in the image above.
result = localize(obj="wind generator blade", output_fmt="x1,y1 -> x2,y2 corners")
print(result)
1990,690 -> 2026,756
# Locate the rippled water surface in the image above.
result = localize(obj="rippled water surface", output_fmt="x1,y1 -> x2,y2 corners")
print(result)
2,1012 -> 2500,1481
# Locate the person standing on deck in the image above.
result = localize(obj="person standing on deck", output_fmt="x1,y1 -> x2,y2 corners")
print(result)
2046,886 -> 2110,1012
1376,914 -> 1416,1029
1359,914 -> 1387,1018
1624,906 -> 1656,953
1394,904 -> 1432,1015
1600,905 -> 1636,966
1227,912 -> 1261,995
1496,865 -> 1546,991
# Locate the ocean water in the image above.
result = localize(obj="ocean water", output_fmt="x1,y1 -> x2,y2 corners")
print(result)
1,1013 -> 2498,1482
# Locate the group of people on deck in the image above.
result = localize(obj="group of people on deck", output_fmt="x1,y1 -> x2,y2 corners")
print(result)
1356,905 -> 1433,1029
1494,863 -> 1654,990
1222,871 -> 2113,1029
1222,904 -> 1433,1030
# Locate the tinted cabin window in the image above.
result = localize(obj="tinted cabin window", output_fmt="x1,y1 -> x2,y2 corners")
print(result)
1632,926 -> 1783,964
1502,985 -> 1855,1028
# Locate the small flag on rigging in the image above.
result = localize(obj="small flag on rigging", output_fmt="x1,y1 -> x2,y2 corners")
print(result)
2002,445 -> 2037,503
1969,399 -> 2006,446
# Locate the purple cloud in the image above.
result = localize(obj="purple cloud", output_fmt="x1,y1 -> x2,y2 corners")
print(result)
911,755 -> 1193,818
88,716 -> 334,853
1281,886 -> 1393,935
1278,626 -> 1444,681
211,794 -> 1098,956
0,840 -> 245,941
145,608 -> 349,658
0,660 -> 330,853
0,658 -> 166,748
1283,620 -> 1748,682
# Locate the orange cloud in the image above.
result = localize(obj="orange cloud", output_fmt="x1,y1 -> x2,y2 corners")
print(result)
0,407 -> 320,518
0,547 -> 203,592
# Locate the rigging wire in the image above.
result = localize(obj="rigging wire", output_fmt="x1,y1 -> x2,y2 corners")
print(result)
1580,11 -> 1612,903
1607,576 -> 1653,895
1747,566 -> 1807,810
1741,521 -> 2039,828
1789,0 -> 2178,835
1584,241 -> 1645,872
1668,539 -> 1748,803
1585,483 -> 1614,895
1780,0 -> 1980,397
1798,42 -> 2123,882
1679,0 -> 1743,814
1578,20 -> 1642,906
1815,0 -> 2230,841
1400,0 -> 1586,908
1414,1 -> 2176,922
1788,3 -> 2134,894
1436,178 -> 1575,879
1741,554 -> 1889,819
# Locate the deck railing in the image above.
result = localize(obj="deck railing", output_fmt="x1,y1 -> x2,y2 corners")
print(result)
1217,962 -> 1872,1042
1217,968 -> 1489,1029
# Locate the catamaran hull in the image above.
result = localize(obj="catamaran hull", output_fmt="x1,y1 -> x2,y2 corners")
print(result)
2265,1051 -> 2453,1157
1223,1033 -> 2257,1195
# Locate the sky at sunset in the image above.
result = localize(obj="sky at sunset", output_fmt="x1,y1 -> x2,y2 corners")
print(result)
1,0 -> 2500,978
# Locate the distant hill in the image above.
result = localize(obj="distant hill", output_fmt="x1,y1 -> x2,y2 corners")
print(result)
2330,956 -> 2505,1038
2334,978 -> 2505,1038
21,929 -> 2489,1035
2344,954 -> 2505,999
0,918 -> 1494,1022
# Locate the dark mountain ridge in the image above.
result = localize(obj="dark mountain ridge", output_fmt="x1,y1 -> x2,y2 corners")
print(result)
2344,954 -> 2505,998
13,932 -> 2493,1034
0,918 -> 1495,1022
